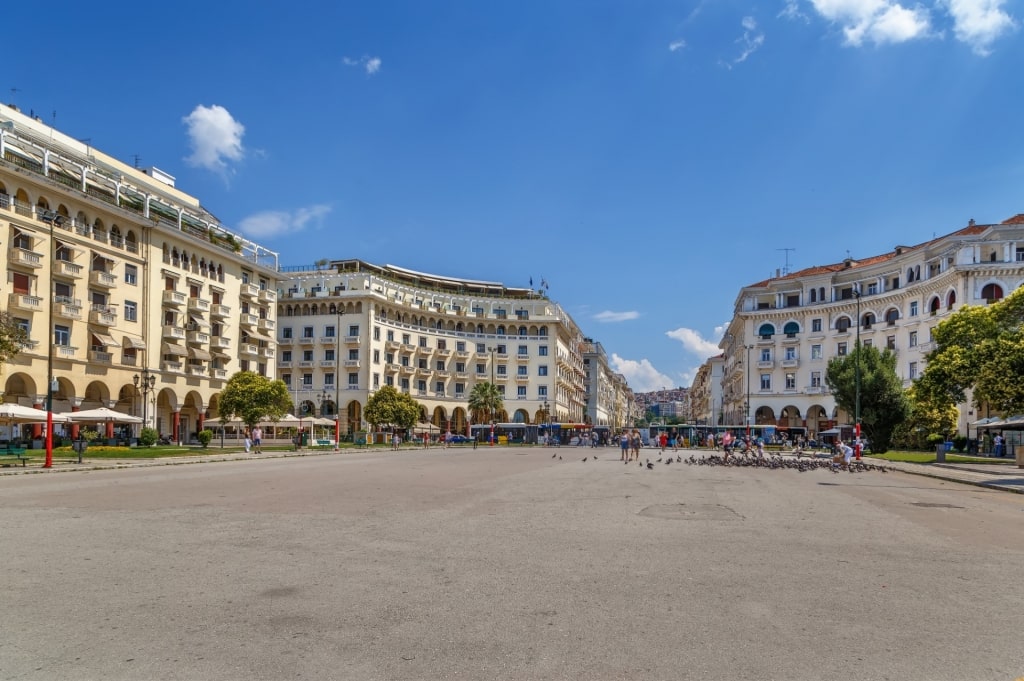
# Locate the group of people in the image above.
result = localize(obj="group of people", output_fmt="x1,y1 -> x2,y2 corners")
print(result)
242,426 -> 263,454
619,430 -> 644,461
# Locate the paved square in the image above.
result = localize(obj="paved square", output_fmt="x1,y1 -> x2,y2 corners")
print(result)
1,447 -> 1022,680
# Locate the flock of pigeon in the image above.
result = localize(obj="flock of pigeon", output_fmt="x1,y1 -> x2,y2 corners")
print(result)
553,449 -> 890,474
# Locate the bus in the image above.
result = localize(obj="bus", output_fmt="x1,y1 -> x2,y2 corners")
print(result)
469,423 -> 538,444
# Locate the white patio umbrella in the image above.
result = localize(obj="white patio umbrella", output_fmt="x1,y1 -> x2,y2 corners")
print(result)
64,407 -> 143,424
0,403 -> 72,423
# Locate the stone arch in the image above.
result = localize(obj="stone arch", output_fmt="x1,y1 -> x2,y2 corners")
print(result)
35,194 -> 51,211
347,400 -> 362,433
451,407 -> 467,434
494,408 -> 509,422
946,289 -> 956,309
929,296 -> 941,314
432,405 -> 447,427
835,315 -> 852,332
981,282 -> 1004,302
754,405 -> 775,425
861,311 -> 876,328
82,380 -> 111,408
783,321 -> 800,336
757,323 -> 775,338
806,404 -> 829,436
512,408 -> 530,423
298,399 -> 317,416
3,372 -> 38,405
884,307 -> 900,325
779,405 -> 801,429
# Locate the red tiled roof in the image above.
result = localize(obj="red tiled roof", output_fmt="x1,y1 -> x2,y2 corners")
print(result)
745,215 -> 1017,288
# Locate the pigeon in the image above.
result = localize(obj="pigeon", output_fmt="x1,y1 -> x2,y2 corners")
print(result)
646,461 -> 654,469
582,457 -> 588,462
551,453 -> 556,458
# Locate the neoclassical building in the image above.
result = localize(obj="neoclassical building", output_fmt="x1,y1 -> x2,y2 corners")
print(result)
714,215 -> 1024,438
1,103 -> 279,441
276,260 -> 634,434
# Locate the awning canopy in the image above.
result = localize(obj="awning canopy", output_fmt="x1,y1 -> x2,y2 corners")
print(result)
92,333 -> 120,348
247,332 -> 274,343
122,335 -> 146,349
188,347 -> 212,360
161,343 -> 187,357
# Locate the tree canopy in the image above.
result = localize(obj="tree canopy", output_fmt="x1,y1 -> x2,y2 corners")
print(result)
217,372 -> 293,428
363,385 -> 421,431
0,311 -> 31,365
467,382 -> 503,423
825,344 -> 909,453
916,286 -> 1024,416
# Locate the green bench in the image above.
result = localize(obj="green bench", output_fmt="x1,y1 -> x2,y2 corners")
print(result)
0,448 -> 29,467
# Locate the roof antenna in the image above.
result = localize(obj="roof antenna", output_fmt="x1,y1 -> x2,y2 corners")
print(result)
132,154 -> 142,169
776,247 -> 796,276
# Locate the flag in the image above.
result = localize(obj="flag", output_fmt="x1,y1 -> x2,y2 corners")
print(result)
529,276 -> 533,287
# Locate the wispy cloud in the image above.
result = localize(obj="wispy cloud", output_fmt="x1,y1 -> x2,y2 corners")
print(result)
594,310 -> 640,323
237,204 -> 332,239
610,354 -> 676,392
722,16 -> 765,68
779,0 -> 809,22
945,0 -> 1017,55
182,104 -> 245,176
668,39 -> 687,52
343,55 -> 383,75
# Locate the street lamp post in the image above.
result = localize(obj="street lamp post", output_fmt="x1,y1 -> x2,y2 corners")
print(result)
745,344 -> 752,443
42,210 -> 60,468
334,309 -> 344,446
133,370 -> 157,436
542,399 -> 550,446
488,346 -> 496,446
853,283 -> 862,460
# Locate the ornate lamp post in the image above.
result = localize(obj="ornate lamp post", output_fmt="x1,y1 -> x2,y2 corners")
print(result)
487,345 -> 496,446
853,283 -> 863,460
133,370 -> 157,434
334,309 -> 344,446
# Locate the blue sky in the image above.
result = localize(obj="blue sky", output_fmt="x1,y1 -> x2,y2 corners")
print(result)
8,0 -> 1021,392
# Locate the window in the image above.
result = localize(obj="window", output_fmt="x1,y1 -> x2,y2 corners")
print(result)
419,336 -> 427,347
282,350 -> 293,362
54,325 -> 71,346
497,385 -> 506,396
811,371 -> 821,387
476,363 -> 485,374
517,366 -> 528,376
437,339 -> 447,350
758,323 -> 775,339
14,318 -> 29,335
386,375 -> 394,386
349,349 -> 359,360
400,378 -> 409,390
124,264 -> 137,285
373,349 -> 380,363
417,380 -> 427,392
455,362 -> 465,372
517,386 -> 527,397
811,344 -> 822,360
374,326 -> 381,341
325,325 -> 337,338
240,360 -> 250,372
497,365 -> 507,376
863,339 -> 873,348
324,373 -> 335,386
282,374 -> 292,386
387,330 -> 395,341
887,336 -> 896,350
455,383 -> 465,396
885,309 -> 900,325
811,319 -> 822,333
282,327 -> 293,339
436,360 -> 445,371
347,325 -> 359,337
124,301 -> 137,322
785,373 -> 796,389
373,373 -> 380,388
348,373 -> 358,386
784,347 -> 796,361
867,282 -> 878,295
302,373 -> 313,387
402,333 -> 411,345
909,301 -> 919,317
303,350 -> 314,362
477,343 -> 486,353
838,342 -> 848,356
435,381 -> 445,393
836,317 -> 851,332
760,374 -> 771,391
539,345 -> 549,356
538,385 -> 548,397
303,326 -> 314,339
456,341 -> 466,352
538,365 -> 548,376
909,331 -> 918,347
496,344 -> 507,354
418,358 -> 428,370
909,362 -> 918,379
386,352 -> 394,364
518,345 -> 528,356
760,348 -> 771,362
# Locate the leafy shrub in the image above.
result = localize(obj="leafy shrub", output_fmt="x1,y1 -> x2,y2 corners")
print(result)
925,433 -> 945,448
197,429 -> 214,448
139,427 -> 159,447
952,435 -> 968,453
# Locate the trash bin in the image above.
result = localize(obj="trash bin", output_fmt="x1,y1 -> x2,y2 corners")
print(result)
935,444 -> 946,463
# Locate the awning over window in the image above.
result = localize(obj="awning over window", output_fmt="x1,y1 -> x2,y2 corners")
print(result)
92,333 -> 121,348
161,343 -> 187,357
247,332 -> 275,343
122,335 -> 147,349
188,347 -> 212,360
188,319 -> 211,331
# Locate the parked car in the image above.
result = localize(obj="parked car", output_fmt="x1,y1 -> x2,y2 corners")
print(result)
445,434 -> 470,443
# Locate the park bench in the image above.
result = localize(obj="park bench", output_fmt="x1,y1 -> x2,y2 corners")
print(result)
315,439 -> 333,447
0,448 -> 29,467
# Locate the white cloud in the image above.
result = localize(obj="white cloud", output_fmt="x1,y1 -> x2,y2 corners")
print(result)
665,327 -> 723,358
807,0 -> 932,46
344,55 -> 383,75
237,204 -> 332,239
779,0 -> 810,22
182,104 -> 245,174
945,0 -> 1017,55
593,310 -> 640,323
669,39 -> 687,51
610,354 -> 676,393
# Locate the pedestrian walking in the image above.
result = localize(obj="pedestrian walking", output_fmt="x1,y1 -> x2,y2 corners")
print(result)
243,428 -> 251,453
251,426 -> 263,454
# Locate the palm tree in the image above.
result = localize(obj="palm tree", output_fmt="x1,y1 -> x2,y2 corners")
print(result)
468,382 -> 503,424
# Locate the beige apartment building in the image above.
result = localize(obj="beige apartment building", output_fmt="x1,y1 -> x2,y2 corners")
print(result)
276,260 -> 637,435
1,104 -> 279,442
712,215 -> 1024,438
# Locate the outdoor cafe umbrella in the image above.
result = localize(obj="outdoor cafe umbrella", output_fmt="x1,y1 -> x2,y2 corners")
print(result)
64,407 -> 143,424
0,404 -> 71,445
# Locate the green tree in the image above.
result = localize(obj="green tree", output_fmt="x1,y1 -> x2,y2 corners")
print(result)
467,382 -> 503,423
825,344 -> 909,453
892,386 -> 959,450
363,385 -> 421,432
217,371 -> 292,429
916,286 -> 1024,416
0,310 -> 31,364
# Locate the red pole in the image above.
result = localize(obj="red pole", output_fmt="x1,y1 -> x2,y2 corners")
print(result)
44,412 -> 53,468
489,423 -> 494,447
855,422 -> 862,460
335,417 -> 340,447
